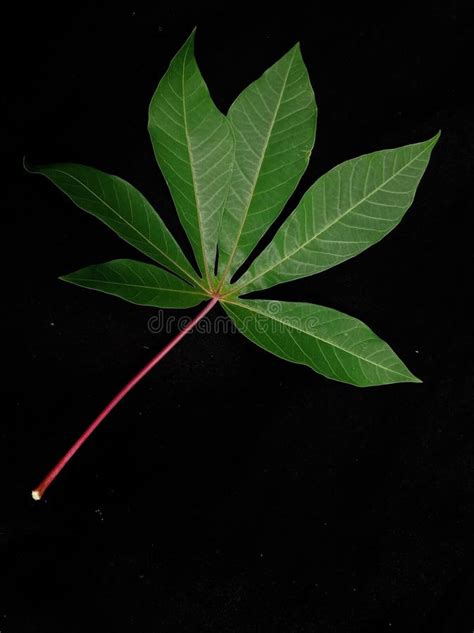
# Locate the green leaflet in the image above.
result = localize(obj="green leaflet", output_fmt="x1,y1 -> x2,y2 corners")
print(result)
234,134 -> 440,294
149,30 -> 234,285
27,162 -> 202,289
61,259 -> 206,309
218,44 -> 316,280
222,299 -> 420,387
29,31 -> 439,387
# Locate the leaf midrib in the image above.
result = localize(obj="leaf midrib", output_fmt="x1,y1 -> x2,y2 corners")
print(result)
50,168 -> 206,292
181,43 -> 211,287
65,277 -> 204,295
220,47 -> 297,282
225,299 -> 412,380
234,139 -> 435,293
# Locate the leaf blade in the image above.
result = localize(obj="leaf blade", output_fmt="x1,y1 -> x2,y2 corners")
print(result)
61,259 -> 206,309
223,298 -> 420,387
148,30 -> 234,283
235,133 -> 439,294
27,162 -> 202,288
218,44 -> 317,279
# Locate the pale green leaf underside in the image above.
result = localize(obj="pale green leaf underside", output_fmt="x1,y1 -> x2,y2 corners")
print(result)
235,134 -> 439,294
148,30 -> 234,283
27,31 -> 438,389
223,299 -> 420,387
61,259 -> 206,309
218,43 -> 317,279
28,163 -> 201,288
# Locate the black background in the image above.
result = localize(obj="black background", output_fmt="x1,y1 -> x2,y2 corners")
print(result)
5,4 -> 473,632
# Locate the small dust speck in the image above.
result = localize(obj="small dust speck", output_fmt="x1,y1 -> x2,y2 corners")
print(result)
415,349 -> 419,354
50,322 -> 55,327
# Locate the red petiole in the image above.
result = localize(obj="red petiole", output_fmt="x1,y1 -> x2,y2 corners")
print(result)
32,296 -> 219,501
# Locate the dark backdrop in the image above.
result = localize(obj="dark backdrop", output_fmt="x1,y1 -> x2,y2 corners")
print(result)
5,4 -> 473,632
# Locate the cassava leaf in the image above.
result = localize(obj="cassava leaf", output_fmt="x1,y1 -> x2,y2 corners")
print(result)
222,298 -> 420,387
61,259 -> 206,309
30,32 -> 442,501
148,30 -> 234,284
218,44 -> 316,280
27,162 -> 202,289
234,134 -> 439,294
27,31 -> 439,399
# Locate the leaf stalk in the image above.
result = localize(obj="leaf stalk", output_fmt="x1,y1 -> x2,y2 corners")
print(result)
32,296 -> 219,501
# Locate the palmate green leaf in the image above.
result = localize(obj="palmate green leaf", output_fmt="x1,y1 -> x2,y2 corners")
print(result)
218,44 -> 316,280
28,31 -> 439,390
223,299 -> 420,387
234,134 -> 439,294
149,30 -> 234,285
61,259 -> 206,309
27,162 -> 203,289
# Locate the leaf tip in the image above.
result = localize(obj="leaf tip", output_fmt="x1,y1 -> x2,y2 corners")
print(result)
290,41 -> 302,57
186,26 -> 197,47
403,370 -> 423,384
427,130 -> 441,147
23,156 -> 34,173
23,158 -> 44,175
